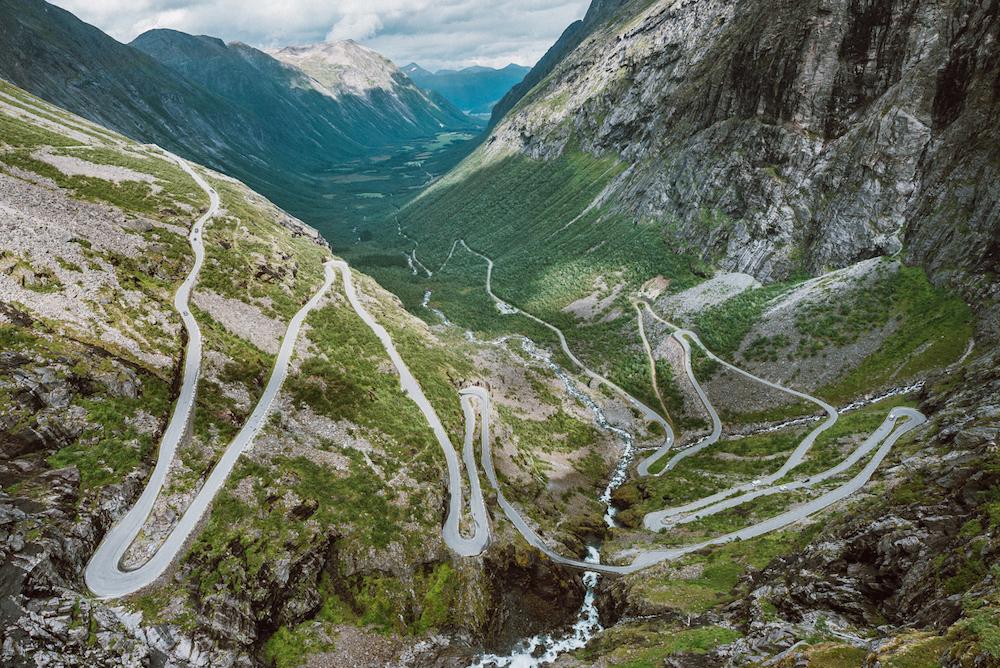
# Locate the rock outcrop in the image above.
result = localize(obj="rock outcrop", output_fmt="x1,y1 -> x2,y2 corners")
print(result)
485,0 -> 999,328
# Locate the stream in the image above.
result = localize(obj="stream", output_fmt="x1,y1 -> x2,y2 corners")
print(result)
421,293 -> 635,666
470,547 -> 603,668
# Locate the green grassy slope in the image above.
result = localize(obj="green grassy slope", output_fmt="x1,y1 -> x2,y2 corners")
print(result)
347,150 -> 703,412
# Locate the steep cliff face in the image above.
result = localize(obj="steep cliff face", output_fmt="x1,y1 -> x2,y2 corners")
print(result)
488,0 -> 629,127
482,0 -> 999,330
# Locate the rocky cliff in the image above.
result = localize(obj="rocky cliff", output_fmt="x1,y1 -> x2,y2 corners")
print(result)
481,0 -> 999,333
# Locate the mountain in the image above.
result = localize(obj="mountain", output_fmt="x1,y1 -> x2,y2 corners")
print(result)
0,0 -> 478,227
406,0 -> 998,330
402,62 -> 530,116
0,0 -> 273,164
265,40 -> 475,132
360,0 -> 1000,662
4,0 -> 1000,664
488,0 -> 628,126
131,31 -> 470,154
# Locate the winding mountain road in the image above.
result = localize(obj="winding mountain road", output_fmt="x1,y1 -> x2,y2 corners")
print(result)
333,260 -> 490,557
457,240 -> 672,440
84,157 -> 215,598
635,328 -> 723,477
400,238 -> 927,574
459,382 -> 924,575
85,160 -> 338,599
89,198 -> 931,597
641,326 -> 841,530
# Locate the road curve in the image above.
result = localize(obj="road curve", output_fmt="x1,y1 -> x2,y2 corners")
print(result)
85,161 -> 338,599
633,301 -> 672,423
461,387 -> 925,575
332,260 -> 490,557
407,243 -> 926,573
642,327 -> 840,531
669,409 -> 906,527
636,329 -> 723,477
84,157 -> 215,598
457,240 -> 673,444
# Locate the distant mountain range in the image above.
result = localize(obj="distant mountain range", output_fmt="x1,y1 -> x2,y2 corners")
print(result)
0,0 -> 478,220
402,62 -> 529,117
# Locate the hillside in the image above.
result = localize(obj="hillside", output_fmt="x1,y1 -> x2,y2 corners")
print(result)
480,0 -> 999,326
0,78 -> 666,667
0,0 -> 480,231
402,62 -> 530,117
2,0 -> 999,665
368,0 -> 998,386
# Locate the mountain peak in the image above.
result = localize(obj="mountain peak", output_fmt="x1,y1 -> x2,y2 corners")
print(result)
131,28 -> 228,53
268,40 -> 403,97
402,62 -> 431,76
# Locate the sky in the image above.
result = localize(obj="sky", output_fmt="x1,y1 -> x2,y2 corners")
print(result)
48,0 -> 591,71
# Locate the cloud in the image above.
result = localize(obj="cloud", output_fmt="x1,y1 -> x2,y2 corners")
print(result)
326,13 -> 383,42
47,0 -> 591,70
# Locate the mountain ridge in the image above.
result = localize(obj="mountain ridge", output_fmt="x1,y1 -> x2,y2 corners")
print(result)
401,61 -> 530,116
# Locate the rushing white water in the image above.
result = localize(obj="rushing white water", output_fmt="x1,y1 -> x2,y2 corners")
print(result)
417,272 -> 926,666
419,294 -> 629,665
512,338 -> 635,528
470,547 -> 603,668
735,381 -> 925,437
422,290 -> 453,325
469,337 -> 637,666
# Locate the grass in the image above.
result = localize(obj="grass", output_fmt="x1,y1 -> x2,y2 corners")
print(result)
0,148 -> 206,223
792,643 -> 869,667
630,393 -> 917,539
779,394 -> 917,480
573,622 -> 742,667
47,387 -> 171,489
198,176 -> 329,321
623,527 -> 822,614
0,106 -> 84,149
284,298 -> 445,464
691,282 -> 796,357
0,79 -> 120,144
299,131 -> 480,244
183,451 -> 411,600
880,632 -> 952,667
950,600 -> 1000,660
0,250 -> 63,293
503,406 -> 602,455
631,425 -> 805,505
52,145 -> 206,207
348,149 -> 705,413
0,319 -> 173,492
416,562 -> 461,632
818,264 -> 973,402
259,560 -> 470,668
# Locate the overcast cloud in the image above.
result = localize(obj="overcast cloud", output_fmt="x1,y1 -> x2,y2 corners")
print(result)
48,0 -> 590,70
